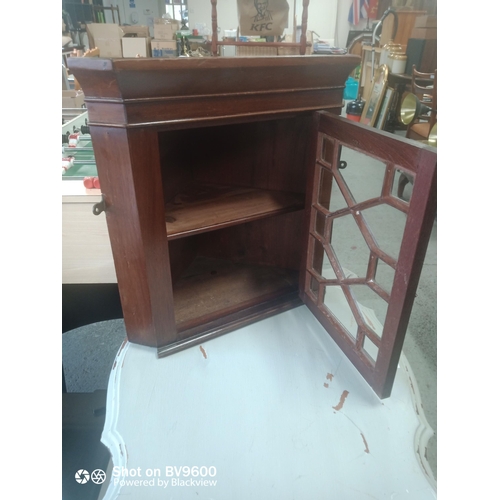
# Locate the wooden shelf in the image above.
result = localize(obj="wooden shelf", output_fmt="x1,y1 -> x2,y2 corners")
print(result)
165,184 -> 305,240
173,256 -> 299,336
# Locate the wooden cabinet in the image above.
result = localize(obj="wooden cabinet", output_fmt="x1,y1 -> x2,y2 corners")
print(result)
68,56 -> 436,398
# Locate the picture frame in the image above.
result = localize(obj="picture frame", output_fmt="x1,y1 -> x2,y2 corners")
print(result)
375,87 -> 394,130
360,64 -> 389,127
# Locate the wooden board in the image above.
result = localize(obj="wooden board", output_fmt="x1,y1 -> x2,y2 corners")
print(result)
173,256 -> 299,333
165,185 -> 305,240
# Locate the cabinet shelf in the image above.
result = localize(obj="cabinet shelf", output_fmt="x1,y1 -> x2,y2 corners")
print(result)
165,184 -> 305,240
172,256 -> 300,338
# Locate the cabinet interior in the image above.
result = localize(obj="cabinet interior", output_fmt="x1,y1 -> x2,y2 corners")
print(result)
158,115 -> 313,337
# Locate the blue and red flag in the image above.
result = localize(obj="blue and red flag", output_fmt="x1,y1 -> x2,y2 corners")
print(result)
348,0 -> 372,25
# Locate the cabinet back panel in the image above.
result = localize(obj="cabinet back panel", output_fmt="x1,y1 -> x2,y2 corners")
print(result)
168,236 -> 199,285
158,130 -> 195,204
196,211 -> 304,270
157,115 -> 313,197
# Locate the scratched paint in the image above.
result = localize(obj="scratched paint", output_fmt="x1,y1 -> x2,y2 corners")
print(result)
117,339 -> 128,356
361,432 -> 370,453
332,390 -> 349,411
199,345 -> 207,359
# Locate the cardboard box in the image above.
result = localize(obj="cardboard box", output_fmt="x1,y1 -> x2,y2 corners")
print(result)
153,20 -> 180,40
86,23 -> 123,57
96,38 -> 123,58
151,40 -> 177,58
121,25 -> 150,37
122,37 -> 151,57
62,90 -> 85,108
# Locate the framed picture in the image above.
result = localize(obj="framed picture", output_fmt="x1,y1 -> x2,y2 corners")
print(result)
375,87 -> 394,130
360,64 -> 389,127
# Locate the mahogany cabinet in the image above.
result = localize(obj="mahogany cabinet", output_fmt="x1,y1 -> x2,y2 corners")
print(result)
68,56 -> 436,398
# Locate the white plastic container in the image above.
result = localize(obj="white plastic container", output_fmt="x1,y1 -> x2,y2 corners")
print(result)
390,53 -> 407,74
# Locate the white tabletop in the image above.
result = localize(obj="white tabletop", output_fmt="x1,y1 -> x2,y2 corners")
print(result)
100,305 -> 436,500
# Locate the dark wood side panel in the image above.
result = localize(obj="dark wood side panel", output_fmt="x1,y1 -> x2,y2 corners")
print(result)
299,112 -> 322,293
90,126 -> 177,347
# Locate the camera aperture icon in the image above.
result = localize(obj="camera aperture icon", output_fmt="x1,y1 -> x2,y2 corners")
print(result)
91,469 -> 107,484
75,469 -> 90,484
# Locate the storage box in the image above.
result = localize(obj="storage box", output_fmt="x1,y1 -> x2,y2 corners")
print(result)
62,90 -> 85,108
153,24 -> 178,40
122,37 -> 151,57
86,23 -> 123,57
151,40 -> 177,58
121,25 -> 150,37
96,38 -> 123,58
153,19 -> 180,40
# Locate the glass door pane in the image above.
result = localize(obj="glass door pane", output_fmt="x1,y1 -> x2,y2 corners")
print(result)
302,113 -> 436,399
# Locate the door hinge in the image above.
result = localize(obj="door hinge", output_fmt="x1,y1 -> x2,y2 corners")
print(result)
93,194 -> 106,216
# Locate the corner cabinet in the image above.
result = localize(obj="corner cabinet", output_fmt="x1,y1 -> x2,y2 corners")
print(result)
68,56 -> 436,399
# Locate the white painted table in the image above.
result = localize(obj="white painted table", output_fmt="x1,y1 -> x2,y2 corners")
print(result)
100,306 -> 435,499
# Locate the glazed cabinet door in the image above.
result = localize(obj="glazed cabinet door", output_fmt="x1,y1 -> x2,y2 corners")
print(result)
300,112 -> 436,399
